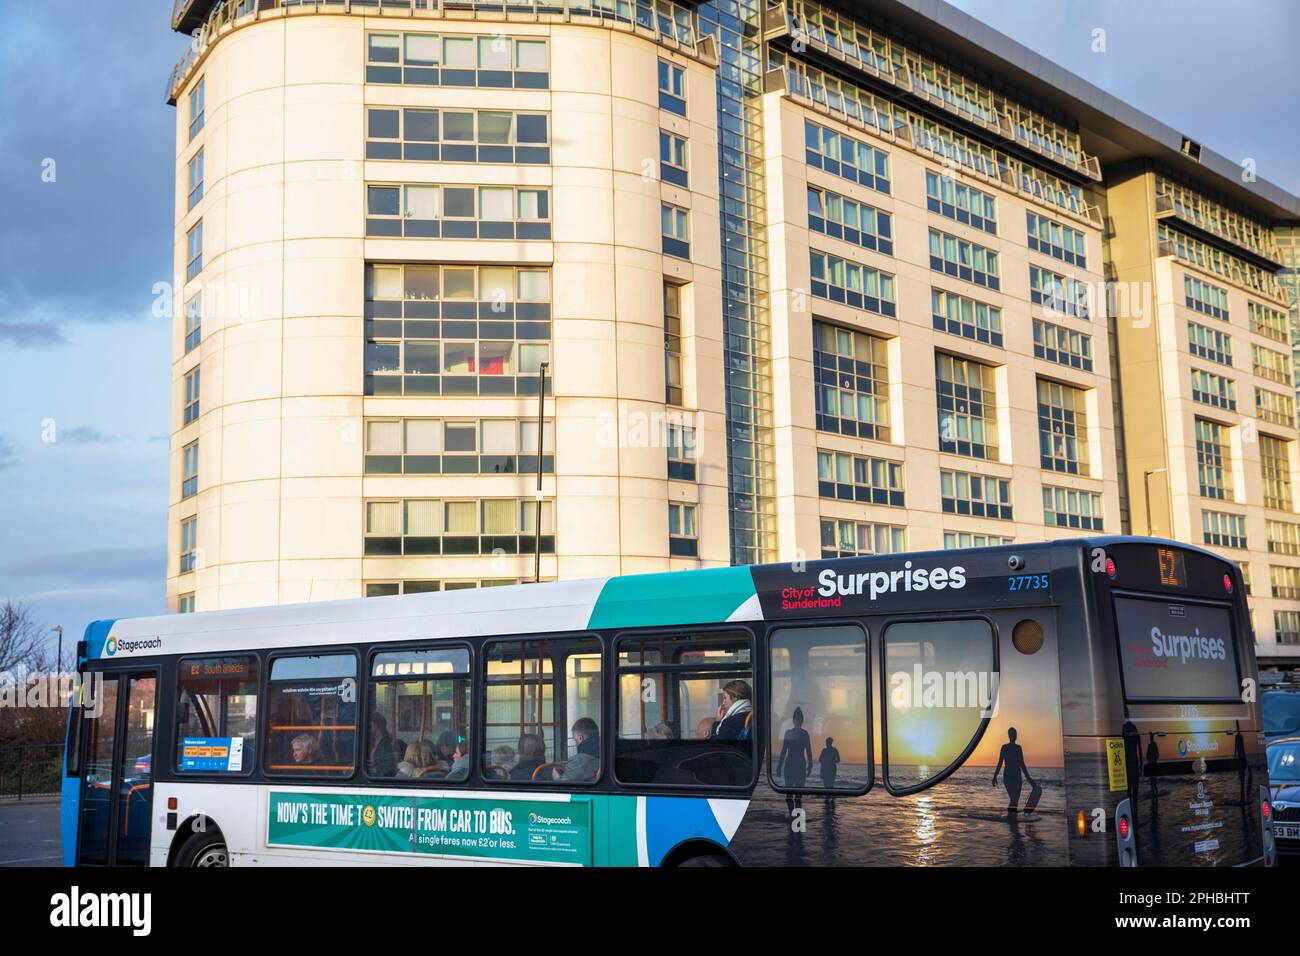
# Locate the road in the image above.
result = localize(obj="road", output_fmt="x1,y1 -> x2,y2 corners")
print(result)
0,799 -> 62,866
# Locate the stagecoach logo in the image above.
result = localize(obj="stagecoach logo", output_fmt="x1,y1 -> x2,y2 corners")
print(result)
102,636 -> 162,657
105,636 -> 117,656
1177,736 -> 1221,758
528,811 -> 574,826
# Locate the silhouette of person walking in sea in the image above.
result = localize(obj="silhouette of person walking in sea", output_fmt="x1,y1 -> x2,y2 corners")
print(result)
1144,732 -> 1160,801
991,727 -> 1036,812
776,706 -> 813,813
818,736 -> 840,795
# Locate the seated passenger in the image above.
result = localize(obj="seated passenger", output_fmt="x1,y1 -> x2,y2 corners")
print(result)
491,745 -> 518,777
445,737 -> 472,781
398,741 -> 435,778
368,713 -> 398,777
710,680 -> 753,740
694,717 -> 715,740
291,733 -> 321,766
646,722 -> 675,740
552,717 -> 601,784
510,733 -> 547,781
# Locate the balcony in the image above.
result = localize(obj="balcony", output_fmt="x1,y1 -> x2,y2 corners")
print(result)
1154,191 -> 1285,268
168,0 -> 715,103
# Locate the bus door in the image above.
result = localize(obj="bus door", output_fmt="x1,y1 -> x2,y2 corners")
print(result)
77,670 -> 157,866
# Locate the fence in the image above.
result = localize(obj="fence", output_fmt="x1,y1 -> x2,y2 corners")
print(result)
0,743 -> 64,801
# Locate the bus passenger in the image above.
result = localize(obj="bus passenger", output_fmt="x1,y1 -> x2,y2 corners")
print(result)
711,680 -> 753,740
291,734 -> 320,766
552,717 -> 601,783
445,737 -> 472,781
646,722 -> 675,740
491,744 -> 518,777
694,717 -> 715,740
368,713 -> 398,777
398,741 -> 435,778
511,733 -> 546,781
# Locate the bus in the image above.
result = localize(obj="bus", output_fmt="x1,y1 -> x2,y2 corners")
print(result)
60,536 -> 1278,867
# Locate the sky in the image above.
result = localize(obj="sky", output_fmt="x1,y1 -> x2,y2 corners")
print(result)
0,1 -> 1297,663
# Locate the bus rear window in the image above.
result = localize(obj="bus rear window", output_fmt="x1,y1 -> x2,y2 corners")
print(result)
176,655 -> 259,774
265,653 -> 358,776
1115,598 -> 1238,701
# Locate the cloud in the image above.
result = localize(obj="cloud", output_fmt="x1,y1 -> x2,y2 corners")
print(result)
0,319 -> 65,348
0,437 -> 16,471
56,426 -> 121,445
0,545 -> 165,587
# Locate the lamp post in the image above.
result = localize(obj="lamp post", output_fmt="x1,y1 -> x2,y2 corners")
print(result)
1143,468 -> 1168,536
50,625 -> 63,675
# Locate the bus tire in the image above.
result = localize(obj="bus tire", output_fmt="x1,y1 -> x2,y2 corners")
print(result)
676,853 -> 733,867
175,830 -> 229,868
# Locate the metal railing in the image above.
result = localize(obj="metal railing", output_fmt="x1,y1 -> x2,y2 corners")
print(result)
0,743 -> 64,802
168,0 -> 711,103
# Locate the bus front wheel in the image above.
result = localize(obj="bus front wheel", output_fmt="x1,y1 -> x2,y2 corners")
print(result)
175,831 -> 229,867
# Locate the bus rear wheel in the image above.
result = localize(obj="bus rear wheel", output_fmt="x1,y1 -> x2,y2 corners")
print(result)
176,832 -> 229,867
677,853 -> 733,867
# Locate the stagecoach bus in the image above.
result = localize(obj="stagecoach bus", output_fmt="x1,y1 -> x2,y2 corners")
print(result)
61,536 -> 1278,867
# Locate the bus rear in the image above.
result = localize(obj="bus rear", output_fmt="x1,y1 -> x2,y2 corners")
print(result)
1064,539 -> 1273,867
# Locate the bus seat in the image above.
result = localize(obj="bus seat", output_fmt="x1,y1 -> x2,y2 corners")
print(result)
531,761 -> 564,781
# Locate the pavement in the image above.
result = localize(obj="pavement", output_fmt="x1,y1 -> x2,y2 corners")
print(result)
0,799 -> 63,867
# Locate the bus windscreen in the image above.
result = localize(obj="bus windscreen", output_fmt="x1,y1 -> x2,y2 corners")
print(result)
1115,597 -> 1239,701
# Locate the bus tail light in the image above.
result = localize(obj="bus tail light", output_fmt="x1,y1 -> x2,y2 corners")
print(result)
1076,810 -> 1087,838
1105,558 -> 1117,579
1223,574 -> 1233,594
1261,786 -> 1276,867
1262,798 -> 1270,822
1115,798 -> 1137,867
168,797 -> 178,811
1117,815 -> 1129,839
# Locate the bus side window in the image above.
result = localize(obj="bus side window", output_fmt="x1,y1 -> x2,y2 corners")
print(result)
264,653 -> 358,777
482,637 -> 603,785
614,630 -> 754,788
367,646 -> 472,782
882,619 -> 996,795
175,656 -> 259,774
768,624 -> 870,795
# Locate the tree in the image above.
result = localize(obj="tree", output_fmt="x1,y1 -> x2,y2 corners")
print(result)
0,601 -> 46,675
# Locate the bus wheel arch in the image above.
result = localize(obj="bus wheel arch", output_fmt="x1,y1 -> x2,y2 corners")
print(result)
659,839 -> 738,868
168,816 -> 229,868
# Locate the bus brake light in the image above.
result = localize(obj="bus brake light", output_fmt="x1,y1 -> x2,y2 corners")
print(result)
1262,799 -> 1270,822
1105,558 -> 1117,579
1223,574 -> 1233,594
1117,815 -> 1130,839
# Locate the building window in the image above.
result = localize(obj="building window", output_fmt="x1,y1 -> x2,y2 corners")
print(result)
1042,486 -> 1103,531
1268,519 -> 1300,556
188,77 -> 204,141
1249,301 -> 1288,343
809,252 -> 897,317
1195,418 -> 1233,501
184,294 -> 201,353
186,222 -> 203,281
668,502 -> 698,556
183,366 -> 200,425
365,107 -> 549,164
365,264 -> 551,398
180,516 -> 197,574
187,149 -> 204,210
666,421 -> 697,481
178,593 -> 195,614
1187,322 -> 1232,366
813,321 -> 890,440
1190,367 -> 1236,411
1275,610 -> 1300,645
943,531 -> 1013,549
804,120 -> 890,194
936,353 -> 998,460
364,498 -> 555,556
1029,265 -> 1088,318
1026,211 -> 1086,267
657,58 -> 686,115
1256,387 -> 1296,428
807,186 -> 893,254
1271,566 -> 1300,600
926,170 -> 996,234
659,130 -> 688,187
1037,379 -> 1090,475
1261,434 -> 1293,511
1033,319 -> 1092,371
820,519 -> 905,558
932,289 -> 1002,346
364,418 -> 553,476
940,469 -> 1012,520
816,450 -> 904,506
182,441 -> 198,500
664,282 -> 683,405
1202,510 -> 1247,549
1184,275 -> 1230,321
929,229 -> 1000,289
365,32 -> 549,89
661,203 -> 689,259
365,581 -> 445,597
366,183 -> 550,240
1252,344 -> 1291,385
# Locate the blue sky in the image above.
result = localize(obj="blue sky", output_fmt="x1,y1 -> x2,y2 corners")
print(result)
0,1 -> 1296,662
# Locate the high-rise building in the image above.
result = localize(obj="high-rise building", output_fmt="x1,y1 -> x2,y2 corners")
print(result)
164,0 -> 1300,666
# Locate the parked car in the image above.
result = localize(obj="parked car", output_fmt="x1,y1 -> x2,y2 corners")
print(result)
1267,736 -> 1300,861
1264,689 -> 1300,741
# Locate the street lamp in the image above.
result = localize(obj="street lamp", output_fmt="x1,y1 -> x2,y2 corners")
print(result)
1143,468 -> 1168,537
50,625 -> 63,675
